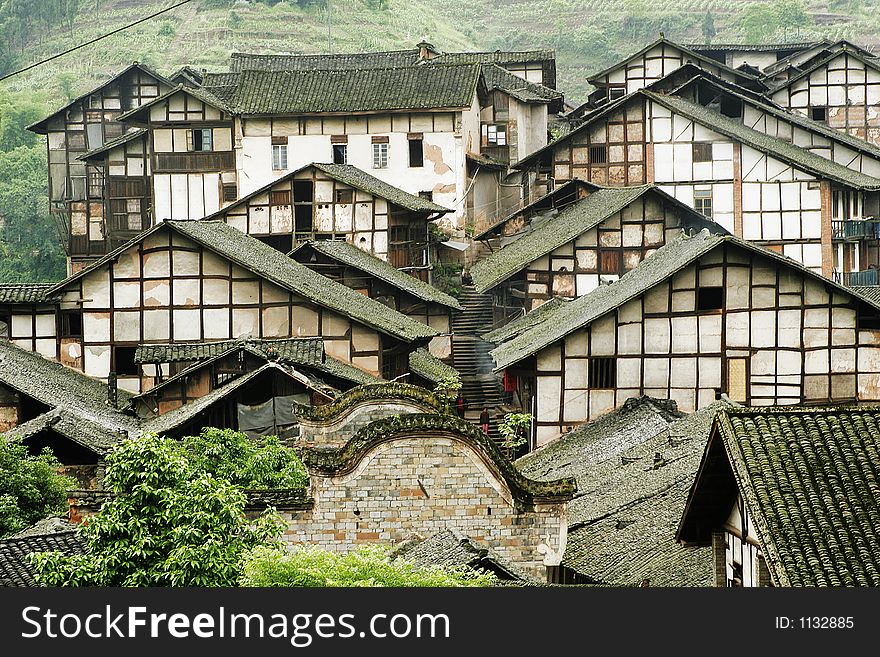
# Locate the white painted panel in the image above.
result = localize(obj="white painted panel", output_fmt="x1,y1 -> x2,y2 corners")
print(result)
171,174 -> 189,220
188,174 -> 205,220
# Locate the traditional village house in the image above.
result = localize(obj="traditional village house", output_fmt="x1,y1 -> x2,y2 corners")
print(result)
0,285 -> 60,360
201,162 -> 450,270
677,406 -> 880,587
767,43 -> 880,146
583,37 -> 766,108
684,42 -> 819,74
489,229 -> 880,445
517,396 -> 731,585
290,238 -> 461,358
515,85 -> 880,281
0,518 -> 84,587
8,220 -> 436,393
26,64 -> 174,271
759,40 -> 878,83
470,185 -> 723,325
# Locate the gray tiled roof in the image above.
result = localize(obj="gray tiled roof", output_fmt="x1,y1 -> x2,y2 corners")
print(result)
643,90 -> 880,189
116,84 -> 232,122
210,64 -> 483,115
294,239 -> 461,309
0,521 -> 84,586
490,229 -> 880,370
517,397 -> 731,586
78,128 -> 148,162
408,348 -> 459,384
0,284 -> 59,304
228,48 -> 555,72
688,406 -> 880,586
480,63 -> 562,107
135,337 -> 323,364
203,163 -> 449,219
471,186 -> 652,293
0,340 -> 138,454
391,529 -> 532,581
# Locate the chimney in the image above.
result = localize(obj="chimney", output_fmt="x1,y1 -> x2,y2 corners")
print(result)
417,39 -> 435,60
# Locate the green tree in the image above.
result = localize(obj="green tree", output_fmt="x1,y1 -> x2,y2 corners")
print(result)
240,544 -> 498,587
0,437 -> 73,538
775,0 -> 811,39
182,427 -> 309,490
702,11 -> 717,45
30,433 -> 289,586
739,2 -> 781,43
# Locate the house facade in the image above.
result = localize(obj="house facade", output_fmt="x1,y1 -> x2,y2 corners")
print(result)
27,64 -> 174,270
490,230 -> 880,445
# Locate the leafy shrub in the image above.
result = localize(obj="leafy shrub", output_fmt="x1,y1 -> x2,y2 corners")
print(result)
239,544 -> 498,587
0,438 -> 73,538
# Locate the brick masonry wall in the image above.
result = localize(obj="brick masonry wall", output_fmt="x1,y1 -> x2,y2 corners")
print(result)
281,435 -> 567,578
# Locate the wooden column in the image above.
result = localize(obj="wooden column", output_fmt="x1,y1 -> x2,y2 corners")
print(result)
820,181 -> 834,279
732,143 -> 743,238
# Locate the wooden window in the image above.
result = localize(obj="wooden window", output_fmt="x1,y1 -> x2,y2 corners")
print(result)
418,191 -> 433,201
588,357 -> 616,389
332,143 -> 348,164
811,106 -> 827,122
372,143 -> 389,169
222,183 -> 237,202
481,123 -> 507,146
589,145 -> 607,164
60,312 -> 82,338
271,190 -> 291,206
697,286 -> 723,311
126,199 -> 142,230
272,144 -> 288,170
335,189 -> 353,204
609,87 -> 626,100
113,346 -> 139,376
408,136 -> 424,168
726,358 -> 748,403
693,142 -> 713,163
87,168 -> 104,199
694,188 -> 713,219
188,128 -> 212,152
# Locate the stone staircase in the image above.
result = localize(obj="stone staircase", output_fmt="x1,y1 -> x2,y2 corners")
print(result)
452,285 -> 506,441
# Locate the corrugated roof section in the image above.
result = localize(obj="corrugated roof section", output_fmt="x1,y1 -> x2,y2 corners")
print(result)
714,406 -> 880,586
296,239 -> 461,309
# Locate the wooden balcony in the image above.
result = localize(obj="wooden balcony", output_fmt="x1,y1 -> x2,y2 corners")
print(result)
831,219 -> 880,241
155,151 -> 235,172
834,269 -> 880,286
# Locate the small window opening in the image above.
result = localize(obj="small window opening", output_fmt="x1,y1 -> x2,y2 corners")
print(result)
588,357 -> 616,388
697,286 -> 724,311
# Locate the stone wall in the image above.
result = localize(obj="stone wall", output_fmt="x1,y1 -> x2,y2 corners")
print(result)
283,433 -> 569,579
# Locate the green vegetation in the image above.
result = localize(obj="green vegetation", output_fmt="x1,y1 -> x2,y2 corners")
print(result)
30,431 -> 295,586
0,437 -> 74,538
240,544 -> 497,586
0,0 -> 877,282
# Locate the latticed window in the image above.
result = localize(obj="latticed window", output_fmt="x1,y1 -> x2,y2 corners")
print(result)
694,188 -> 713,219
589,145 -> 607,164
372,143 -> 389,169
481,123 -> 507,146
588,357 -> 616,389
272,144 -> 288,170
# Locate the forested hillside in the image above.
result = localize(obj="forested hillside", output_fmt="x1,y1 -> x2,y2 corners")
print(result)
0,0 -> 878,281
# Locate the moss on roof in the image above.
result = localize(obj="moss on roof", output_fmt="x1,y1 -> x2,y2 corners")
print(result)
0,340 -> 138,454
482,298 -> 572,344
52,221 -> 438,344
209,64 -> 482,115
0,524 -> 84,586
293,382 -> 445,423
294,240 -> 461,309
517,397 -> 731,586
490,228 -> 880,370
300,412 -> 576,505
203,162 -> 448,219
480,63 -> 562,107
472,187 -> 651,293
408,348 -> 459,384
709,406 -> 880,586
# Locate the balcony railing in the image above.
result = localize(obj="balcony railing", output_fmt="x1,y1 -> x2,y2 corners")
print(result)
834,269 -> 880,286
831,219 -> 880,241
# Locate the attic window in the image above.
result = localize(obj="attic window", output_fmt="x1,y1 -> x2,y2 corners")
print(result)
697,286 -> 724,311
589,145 -> 607,164
693,142 -> 713,163
60,312 -> 82,338
609,87 -> 626,100
271,190 -> 291,206
335,189 -> 353,204
588,357 -> 616,389
811,106 -> 827,122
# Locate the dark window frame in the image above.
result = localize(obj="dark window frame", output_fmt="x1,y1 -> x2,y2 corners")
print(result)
408,137 -> 424,168
692,142 -> 713,163
588,357 -> 616,389
697,286 -> 724,312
